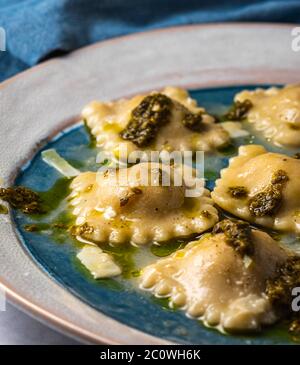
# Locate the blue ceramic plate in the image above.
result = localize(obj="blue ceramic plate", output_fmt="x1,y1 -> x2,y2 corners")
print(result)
0,24 -> 299,344
12,85 -> 297,344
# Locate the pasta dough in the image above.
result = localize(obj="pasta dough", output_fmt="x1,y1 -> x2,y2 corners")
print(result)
82,87 -> 230,156
235,85 -> 300,147
211,145 -> 300,233
69,162 -> 218,245
140,223 -> 288,332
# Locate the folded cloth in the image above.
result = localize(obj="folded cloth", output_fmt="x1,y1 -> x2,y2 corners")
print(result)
0,0 -> 299,81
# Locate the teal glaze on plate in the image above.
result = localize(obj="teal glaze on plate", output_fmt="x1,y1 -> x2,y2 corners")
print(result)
12,85 -> 298,345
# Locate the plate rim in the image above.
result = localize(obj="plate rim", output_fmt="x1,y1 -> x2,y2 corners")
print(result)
1,21 -> 298,90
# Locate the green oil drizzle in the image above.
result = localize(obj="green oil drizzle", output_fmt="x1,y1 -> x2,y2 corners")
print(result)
229,321 -> 297,344
83,119 -> 97,149
217,142 -> 237,156
0,204 -> 8,214
101,243 -> 139,279
204,170 -> 220,181
66,158 -> 86,169
38,177 -> 71,212
151,297 -> 174,311
23,178 -> 75,245
24,223 -> 51,232
150,240 -> 187,257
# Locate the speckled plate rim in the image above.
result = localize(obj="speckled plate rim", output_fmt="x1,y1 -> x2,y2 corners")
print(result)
0,23 -> 300,345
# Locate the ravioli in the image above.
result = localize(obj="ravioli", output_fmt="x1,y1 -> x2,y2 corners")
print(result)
82,87 -> 230,156
211,145 -> 300,233
140,222 -> 288,332
69,162 -> 218,245
235,84 -> 300,147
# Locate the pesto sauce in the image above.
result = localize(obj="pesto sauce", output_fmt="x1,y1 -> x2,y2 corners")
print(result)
213,219 -> 254,257
248,170 -> 288,217
228,186 -> 248,199
0,186 -> 43,214
223,99 -> 253,121
120,93 -> 173,147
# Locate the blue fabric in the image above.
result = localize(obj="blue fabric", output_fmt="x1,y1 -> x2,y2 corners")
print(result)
0,0 -> 300,82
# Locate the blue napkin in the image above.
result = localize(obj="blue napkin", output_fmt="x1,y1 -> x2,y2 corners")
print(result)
0,0 -> 299,82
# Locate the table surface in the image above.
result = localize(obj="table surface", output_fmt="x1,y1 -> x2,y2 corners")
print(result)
0,302 -> 80,345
